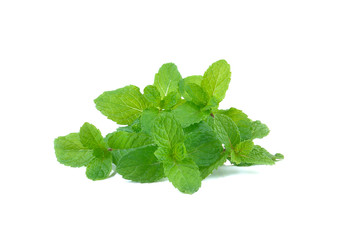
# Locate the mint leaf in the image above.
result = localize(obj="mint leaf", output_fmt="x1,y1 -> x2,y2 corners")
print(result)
54,133 -> 94,167
116,145 -> 165,183
106,131 -> 153,165
144,85 -> 161,108
86,151 -> 112,180
163,158 -> 201,194
161,91 -> 181,110
154,63 -> 182,99
213,113 -> 241,151
151,112 -> 184,148
154,144 -> 186,163
140,108 -> 160,135
231,140 -> 254,164
94,85 -> 148,125
179,75 -> 203,101
172,102 -> 205,128
79,122 -> 106,149
201,60 -> 231,102
251,120 -> 270,139
232,145 -> 276,166
184,83 -> 208,106
199,153 -> 227,179
184,122 -> 223,166
219,108 -> 253,141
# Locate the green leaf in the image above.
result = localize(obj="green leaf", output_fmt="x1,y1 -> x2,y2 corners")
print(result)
172,102 -> 205,128
214,114 -> 241,150
154,144 -> 186,163
231,140 -> 254,164
79,122 -> 106,149
199,153 -> 227,179
201,59 -> 231,102
184,122 -> 223,166
219,108 -> 253,141
234,140 -> 254,155
106,131 -> 154,165
54,133 -> 94,167
179,75 -> 203,101
86,151 -> 112,180
202,96 -> 219,112
184,83 -> 208,106
154,63 -> 182,99
251,120 -> 270,139
143,85 -> 161,108
116,145 -> 165,183
140,108 -> 160,134
151,112 -> 184,149
233,145 -> 276,166
94,85 -> 148,125
163,158 -> 201,194
161,91 -> 181,110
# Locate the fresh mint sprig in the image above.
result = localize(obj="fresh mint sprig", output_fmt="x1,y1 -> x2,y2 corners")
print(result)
54,60 -> 284,194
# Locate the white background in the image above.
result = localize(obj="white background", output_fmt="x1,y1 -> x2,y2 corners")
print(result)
1,0 -> 337,239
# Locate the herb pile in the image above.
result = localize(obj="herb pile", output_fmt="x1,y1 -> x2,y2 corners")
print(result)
54,60 -> 283,194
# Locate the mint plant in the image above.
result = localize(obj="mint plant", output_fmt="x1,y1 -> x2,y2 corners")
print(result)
54,60 -> 284,194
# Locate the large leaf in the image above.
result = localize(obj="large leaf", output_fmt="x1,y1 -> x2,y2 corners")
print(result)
94,85 -> 148,125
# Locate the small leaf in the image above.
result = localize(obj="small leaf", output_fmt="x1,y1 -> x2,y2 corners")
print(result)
163,158 -> 201,194
161,91 -> 181,110
54,133 -> 94,167
199,153 -> 227,179
184,122 -> 223,166
172,102 -> 205,128
117,145 -> 165,183
144,85 -> 161,107
86,151 -> 112,180
154,63 -> 182,99
140,108 -> 160,134
151,112 -> 184,149
94,85 -> 148,125
201,60 -> 231,102
251,120 -> 270,139
79,122 -> 106,149
179,75 -> 203,101
214,114 -> 241,150
184,83 -> 208,106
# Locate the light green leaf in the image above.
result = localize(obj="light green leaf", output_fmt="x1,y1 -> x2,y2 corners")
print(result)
201,59 -> 231,102
219,108 -> 253,141
116,145 -> 165,183
54,133 -> 94,167
154,63 -> 182,99
214,114 -> 241,150
140,108 -> 160,134
143,85 -> 161,108
179,75 -> 203,101
163,158 -> 201,194
184,83 -> 208,106
151,112 -> 184,148
79,122 -> 106,149
233,145 -> 276,166
251,120 -> 270,139
86,151 -> 112,180
154,144 -> 186,163
107,131 -> 154,165
172,102 -> 205,128
161,91 -> 181,110
94,85 -> 148,125
199,153 -> 227,179
231,140 -> 254,164
184,122 -> 223,166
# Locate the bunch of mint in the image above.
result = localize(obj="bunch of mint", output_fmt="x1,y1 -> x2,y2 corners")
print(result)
54,60 -> 283,194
